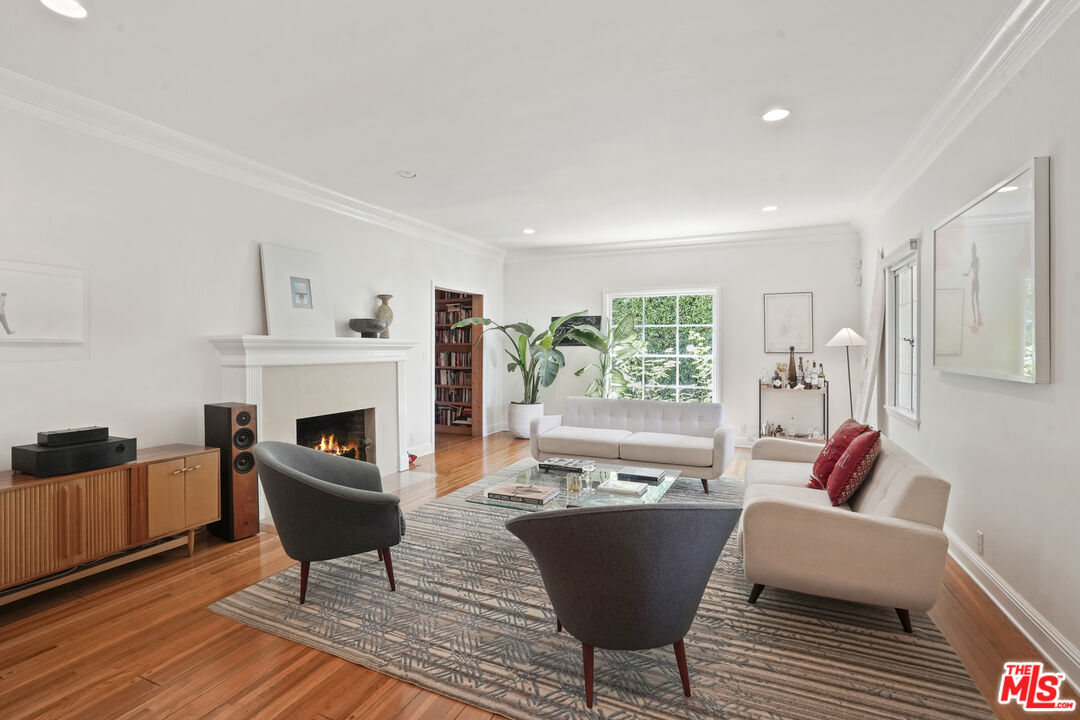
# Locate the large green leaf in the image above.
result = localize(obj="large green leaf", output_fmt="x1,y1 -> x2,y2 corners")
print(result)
548,310 -> 586,336
534,346 -> 564,387
450,316 -> 490,329
566,326 -> 608,353
503,322 -> 535,338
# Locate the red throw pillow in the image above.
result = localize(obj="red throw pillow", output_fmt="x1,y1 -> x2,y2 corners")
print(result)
807,418 -> 870,489
826,430 -> 882,506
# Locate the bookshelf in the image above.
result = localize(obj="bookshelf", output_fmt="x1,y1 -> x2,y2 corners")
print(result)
434,289 -> 483,436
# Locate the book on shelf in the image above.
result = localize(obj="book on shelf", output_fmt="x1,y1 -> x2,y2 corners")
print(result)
484,483 -> 560,506
612,466 -> 666,484
537,457 -> 590,473
597,478 -> 648,497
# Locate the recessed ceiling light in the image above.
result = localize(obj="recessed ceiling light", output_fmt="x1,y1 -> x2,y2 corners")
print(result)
761,205 -> 779,212
522,228 -> 536,234
397,170 -> 416,179
762,108 -> 791,122
40,0 -> 88,19
997,185 -> 1019,193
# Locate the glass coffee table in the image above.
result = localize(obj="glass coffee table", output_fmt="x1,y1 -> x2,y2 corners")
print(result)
467,463 -> 682,512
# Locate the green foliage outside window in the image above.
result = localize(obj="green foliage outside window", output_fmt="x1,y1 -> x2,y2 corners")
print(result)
607,293 -> 715,403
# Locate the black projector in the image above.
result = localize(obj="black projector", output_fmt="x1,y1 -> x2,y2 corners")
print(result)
12,436 -> 137,478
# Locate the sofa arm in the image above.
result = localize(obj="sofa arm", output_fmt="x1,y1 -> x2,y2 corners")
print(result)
530,414 -> 563,459
742,498 -> 948,612
750,437 -> 822,463
712,425 -> 736,477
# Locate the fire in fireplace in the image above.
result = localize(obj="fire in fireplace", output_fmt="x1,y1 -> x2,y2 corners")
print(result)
296,408 -> 375,464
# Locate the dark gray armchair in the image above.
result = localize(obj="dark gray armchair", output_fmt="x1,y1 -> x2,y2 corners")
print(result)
505,503 -> 740,708
253,441 -> 405,603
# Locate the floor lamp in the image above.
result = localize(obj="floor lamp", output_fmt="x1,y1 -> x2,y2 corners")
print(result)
826,328 -> 866,419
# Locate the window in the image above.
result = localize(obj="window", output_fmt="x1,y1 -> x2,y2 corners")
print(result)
886,242 -> 919,425
606,289 -> 719,402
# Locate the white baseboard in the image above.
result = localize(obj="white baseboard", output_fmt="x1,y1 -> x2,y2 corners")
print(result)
735,436 -> 755,449
485,422 -> 509,435
409,442 -> 434,459
945,527 -> 1080,687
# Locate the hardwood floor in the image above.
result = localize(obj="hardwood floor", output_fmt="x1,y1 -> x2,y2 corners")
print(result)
0,433 -> 1072,719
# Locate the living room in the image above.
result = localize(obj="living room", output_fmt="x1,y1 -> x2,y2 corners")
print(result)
1,1 -> 1077,718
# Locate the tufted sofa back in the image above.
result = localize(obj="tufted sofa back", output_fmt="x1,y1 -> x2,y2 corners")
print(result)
561,396 -> 724,439
850,437 -> 950,528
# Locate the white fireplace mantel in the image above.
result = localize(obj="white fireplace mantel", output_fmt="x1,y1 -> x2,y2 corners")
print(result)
208,335 -> 418,368
208,335 -> 419,480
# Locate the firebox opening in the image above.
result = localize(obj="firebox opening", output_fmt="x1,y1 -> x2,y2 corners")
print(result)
296,408 -> 376,465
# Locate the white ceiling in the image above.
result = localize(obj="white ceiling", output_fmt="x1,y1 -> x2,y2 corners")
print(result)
0,0 -> 1013,249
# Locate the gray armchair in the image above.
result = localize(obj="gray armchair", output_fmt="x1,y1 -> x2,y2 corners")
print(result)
253,441 -> 405,603
505,503 -> 740,708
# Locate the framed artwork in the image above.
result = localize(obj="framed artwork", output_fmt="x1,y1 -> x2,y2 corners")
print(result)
0,260 -> 88,343
763,292 -> 813,353
932,157 -> 1050,383
553,315 -> 601,346
260,244 -> 336,337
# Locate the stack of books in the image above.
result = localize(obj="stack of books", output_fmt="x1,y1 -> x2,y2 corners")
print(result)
613,466 -> 666,484
484,483 -> 560,507
537,457 -> 590,473
597,478 -> 648,497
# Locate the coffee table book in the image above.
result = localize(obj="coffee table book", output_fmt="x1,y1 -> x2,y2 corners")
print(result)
484,483 -> 560,506
597,479 -> 648,497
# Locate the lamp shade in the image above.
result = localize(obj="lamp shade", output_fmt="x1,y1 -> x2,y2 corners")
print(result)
826,328 -> 866,347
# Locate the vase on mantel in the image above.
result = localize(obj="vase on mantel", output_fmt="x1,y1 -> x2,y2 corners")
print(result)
375,294 -> 394,339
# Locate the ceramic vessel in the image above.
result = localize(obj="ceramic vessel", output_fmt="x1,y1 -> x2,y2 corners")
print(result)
349,318 -> 388,338
507,402 -> 544,439
375,294 -> 394,338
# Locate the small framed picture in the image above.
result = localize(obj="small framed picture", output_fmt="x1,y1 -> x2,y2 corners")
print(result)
291,276 -> 313,309
763,292 -> 814,353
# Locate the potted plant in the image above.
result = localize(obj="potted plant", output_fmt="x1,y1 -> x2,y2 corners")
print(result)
451,311 -> 586,438
572,316 -> 645,398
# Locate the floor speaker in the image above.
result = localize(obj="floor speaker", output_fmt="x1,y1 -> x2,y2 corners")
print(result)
205,402 -> 259,541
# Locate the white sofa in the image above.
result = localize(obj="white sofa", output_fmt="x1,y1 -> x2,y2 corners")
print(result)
739,435 -> 950,632
529,396 -> 736,492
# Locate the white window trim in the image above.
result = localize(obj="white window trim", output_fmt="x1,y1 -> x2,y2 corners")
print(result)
883,240 -> 921,429
603,286 -> 722,402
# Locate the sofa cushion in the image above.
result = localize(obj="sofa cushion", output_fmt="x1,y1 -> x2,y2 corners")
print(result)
619,432 -> 713,467
809,418 -> 869,489
826,430 -> 882,506
745,459 -> 814,488
536,426 -> 632,459
737,482 -> 851,553
562,396 -> 723,438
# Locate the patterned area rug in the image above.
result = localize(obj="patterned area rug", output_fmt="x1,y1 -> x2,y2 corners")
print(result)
210,459 -> 993,720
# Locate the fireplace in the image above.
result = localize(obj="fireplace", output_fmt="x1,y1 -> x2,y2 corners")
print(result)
296,408 -> 376,464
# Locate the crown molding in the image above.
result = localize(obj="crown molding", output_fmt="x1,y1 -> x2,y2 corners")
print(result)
856,0 -> 1080,226
0,67 -> 506,262
504,224 -> 858,263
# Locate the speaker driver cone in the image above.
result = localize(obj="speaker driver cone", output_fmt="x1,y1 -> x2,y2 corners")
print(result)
232,428 -> 254,449
236,411 -> 252,426
233,451 -> 255,474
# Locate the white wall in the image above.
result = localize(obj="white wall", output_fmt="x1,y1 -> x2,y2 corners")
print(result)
504,229 -> 863,442
0,104 -> 505,468
857,11 -> 1080,678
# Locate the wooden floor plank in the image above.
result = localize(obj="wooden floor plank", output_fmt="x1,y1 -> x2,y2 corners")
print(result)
0,433 -> 1070,720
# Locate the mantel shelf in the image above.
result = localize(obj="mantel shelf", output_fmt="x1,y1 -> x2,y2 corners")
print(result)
208,335 -> 419,368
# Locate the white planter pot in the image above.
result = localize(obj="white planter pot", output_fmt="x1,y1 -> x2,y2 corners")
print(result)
507,402 -> 544,439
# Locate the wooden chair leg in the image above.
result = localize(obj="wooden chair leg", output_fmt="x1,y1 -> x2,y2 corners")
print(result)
299,561 -> 310,605
382,547 -> 397,591
377,548 -> 383,561
556,617 -> 562,633
673,638 -> 691,697
896,608 -> 913,633
700,478 -> 710,493
748,583 -> 765,604
582,643 -> 594,708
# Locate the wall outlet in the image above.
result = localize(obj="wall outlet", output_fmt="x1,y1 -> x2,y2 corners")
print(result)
976,530 -> 984,556
740,423 -> 748,436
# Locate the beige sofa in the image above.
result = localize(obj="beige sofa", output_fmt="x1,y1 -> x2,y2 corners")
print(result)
530,396 -> 736,492
739,435 -> 950,632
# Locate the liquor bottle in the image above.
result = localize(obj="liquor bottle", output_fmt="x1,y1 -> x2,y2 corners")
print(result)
818,364 -> 826,389
797,357 -> 805,386
787,346 -> 797,388
772,370 -> 783,389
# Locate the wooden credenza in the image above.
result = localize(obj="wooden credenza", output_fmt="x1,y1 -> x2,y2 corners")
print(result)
0,444 -> 220,606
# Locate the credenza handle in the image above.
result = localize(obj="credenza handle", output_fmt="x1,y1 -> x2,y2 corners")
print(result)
187,465 -> 202,471
172,468 -> 186,475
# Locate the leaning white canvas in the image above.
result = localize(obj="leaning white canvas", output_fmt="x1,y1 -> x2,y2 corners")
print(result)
0,260 -> 88,343
260,244 -> 336,338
